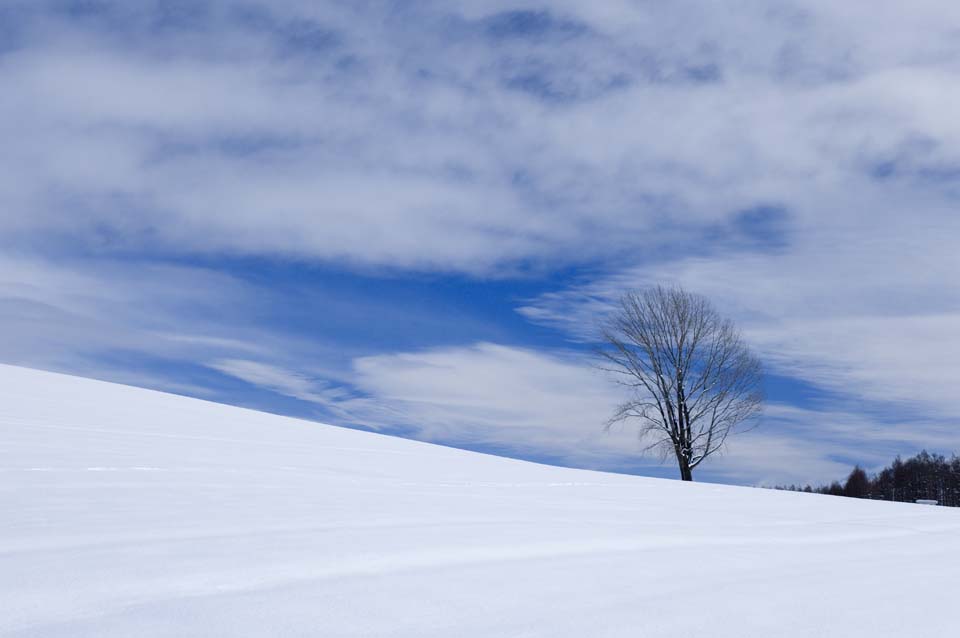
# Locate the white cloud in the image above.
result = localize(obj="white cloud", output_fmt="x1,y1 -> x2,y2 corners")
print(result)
2,1 -> 959,485
3,2 -> 960,273
347,343 -> 628,457
209,358 -> 349,405
3,249 -> 949,485
302,341 -> 923,484
0,254 -> 341,392
519,219 -> 960,422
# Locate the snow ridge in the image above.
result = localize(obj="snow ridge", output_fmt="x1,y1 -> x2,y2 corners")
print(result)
2,364 -> 958,637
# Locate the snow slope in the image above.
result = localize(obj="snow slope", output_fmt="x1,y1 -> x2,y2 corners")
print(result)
2,364 -> 958,637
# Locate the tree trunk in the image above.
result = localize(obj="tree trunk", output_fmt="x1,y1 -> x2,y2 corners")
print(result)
678,456 -> 693,481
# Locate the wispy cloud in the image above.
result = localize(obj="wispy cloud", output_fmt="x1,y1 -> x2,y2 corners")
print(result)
519,237 -> 960,421
208,358 -> 349,405
2,1 -> 959,485
5,2 -> 959,273
336,342 -> 663,472
0,253 -> 342,395
240,341 -> 940,485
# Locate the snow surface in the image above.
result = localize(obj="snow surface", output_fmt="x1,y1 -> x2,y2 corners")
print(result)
2,364 -> 959,637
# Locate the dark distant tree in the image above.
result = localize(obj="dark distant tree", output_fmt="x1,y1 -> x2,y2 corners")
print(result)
597,286 -> 764,481
807,451 -> 960,507
891,456 -> 907,502
843,466 -> 871,499
826,481 -> 845,497
950,456 -> 960,507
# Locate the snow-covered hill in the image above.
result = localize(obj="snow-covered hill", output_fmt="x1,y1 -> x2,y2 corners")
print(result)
2,364 -> 958,637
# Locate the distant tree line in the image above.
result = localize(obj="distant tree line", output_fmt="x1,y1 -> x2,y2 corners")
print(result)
774,451 -> 960,507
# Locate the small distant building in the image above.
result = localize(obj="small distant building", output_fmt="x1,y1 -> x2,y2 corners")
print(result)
915,499 -> 938,506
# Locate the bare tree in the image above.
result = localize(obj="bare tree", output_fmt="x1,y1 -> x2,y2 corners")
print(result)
597,286 -> 763,481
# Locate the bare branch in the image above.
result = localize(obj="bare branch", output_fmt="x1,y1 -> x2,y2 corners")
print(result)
596,285 -> 764,481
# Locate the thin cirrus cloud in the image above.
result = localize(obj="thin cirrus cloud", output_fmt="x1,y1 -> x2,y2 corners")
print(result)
208,344 -> 886,485
4,2 -> 959,272
345,344 -> 871,486
518,228 -> 960,421
0,254 -> 279,388
208,358 -> 352,406
0,1 -> 958,485
210,343 -> 635,466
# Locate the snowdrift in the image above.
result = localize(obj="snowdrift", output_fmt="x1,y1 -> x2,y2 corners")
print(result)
2,364 -> 958,637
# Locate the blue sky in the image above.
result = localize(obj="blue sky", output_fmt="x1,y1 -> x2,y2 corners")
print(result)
2,0 -> 960,485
